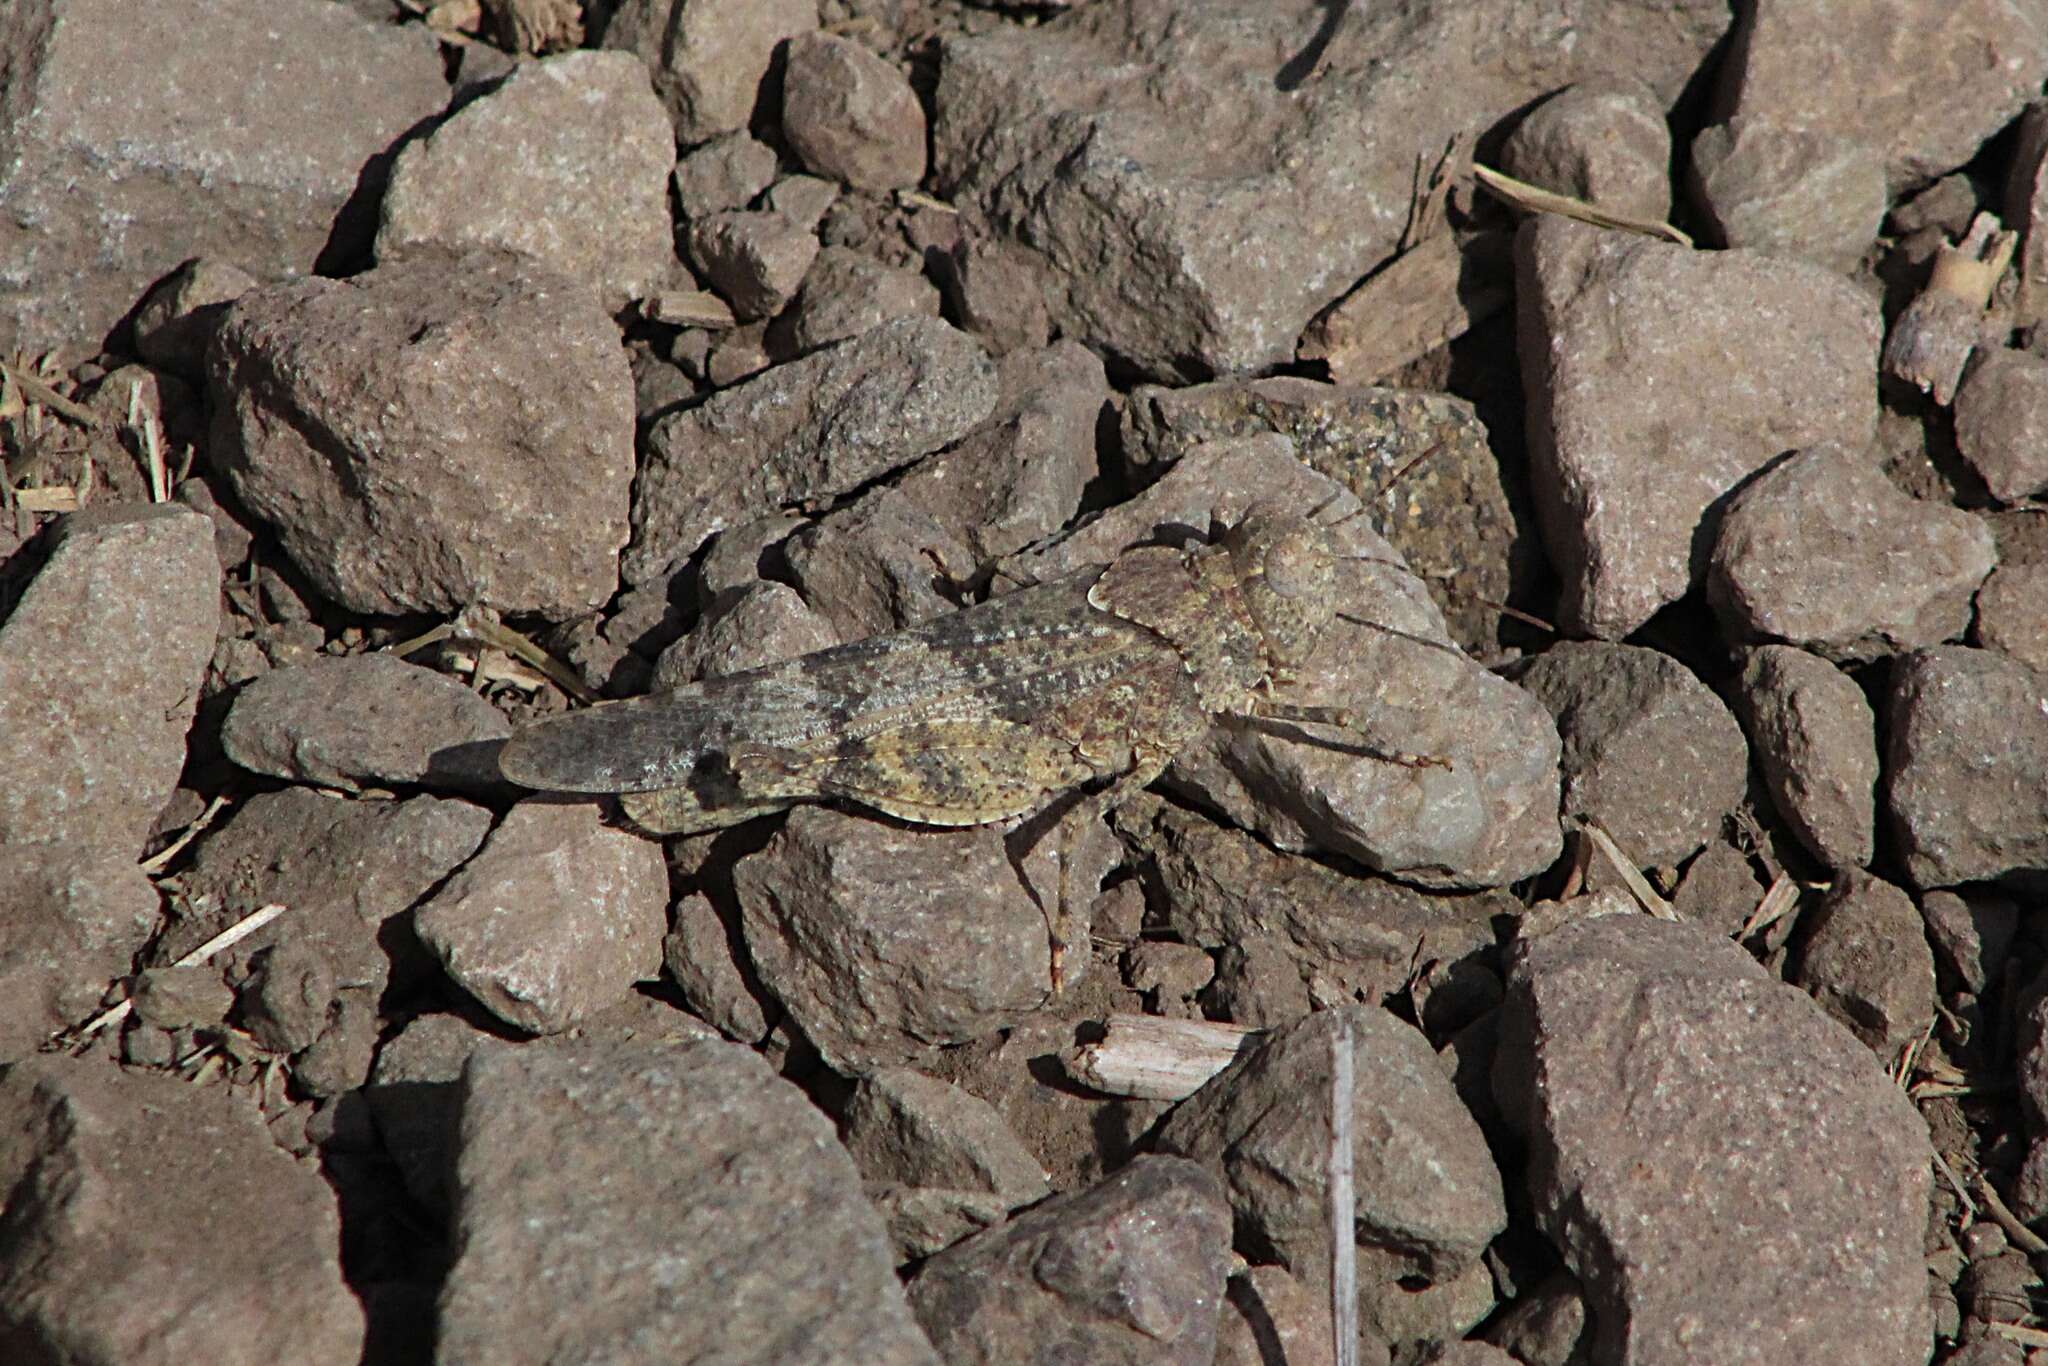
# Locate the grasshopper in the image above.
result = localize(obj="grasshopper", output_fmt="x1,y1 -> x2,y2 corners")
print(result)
496,501 -> 1440,965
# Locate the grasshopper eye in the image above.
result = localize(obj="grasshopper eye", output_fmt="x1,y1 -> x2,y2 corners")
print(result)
1229,511 -> 1337,671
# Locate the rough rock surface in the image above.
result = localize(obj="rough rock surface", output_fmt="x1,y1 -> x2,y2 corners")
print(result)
1734,645 -> 1879,870
600,0 -> 816,144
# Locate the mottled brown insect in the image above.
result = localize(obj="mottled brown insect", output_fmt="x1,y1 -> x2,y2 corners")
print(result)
496,507 -> 1378,846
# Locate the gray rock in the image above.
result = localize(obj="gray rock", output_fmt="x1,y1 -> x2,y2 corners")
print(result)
782,33 -> 928,193
1714,0 -> 2048,188
208,251 -> 635,618
1709,443 -> 1996,661
655,580 -> 840,689
1955,348 -> 2048,503
1736,645 -> 1879,869
783,489 -> 975,640
1975,562 -> 2048,674
1920,888 -> 2018,997
221,654 -> 511,795
131,258 -> 260,383
415,802 -> 668,1035
378,51 -> 675,312
909,1156 -> 1231,1364
687,209 -> 819,321
1671,839 -> 1768,940
671,130 -> 780,218
0,1056 -> 365,1363
786,246 -> 943,353
600,0 -> 816,145
0,846 -> 159,1060
0,504 -> 219,852
0,0 -> 445,353
1689,117 -> 1889,271
1886,645 -> 2048,888
1517,217 -> 1880,637
627,315 -> 998,584
1511,640 -> 1748,872
662,893 -> 771,1043
1156,1006 -> 1504,1317
365,1011 -> 525,1218
439,1039 -> 937,1363
1500,77 -> 1671,222
1794,869 -> 1938,1056
733,807 -> 1097,1071
1495,915 -> 1932,1366
1216,1265 -> 1347,1366
932,0 -> 1726,379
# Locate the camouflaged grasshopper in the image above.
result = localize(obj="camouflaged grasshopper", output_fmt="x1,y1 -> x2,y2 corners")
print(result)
496,505 -> 1415,846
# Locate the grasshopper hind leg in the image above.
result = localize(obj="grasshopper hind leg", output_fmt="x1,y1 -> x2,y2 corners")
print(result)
618,787 -> 799,835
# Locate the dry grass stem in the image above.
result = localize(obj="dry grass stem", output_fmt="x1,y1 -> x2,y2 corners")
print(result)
1472,163 -> 1693,247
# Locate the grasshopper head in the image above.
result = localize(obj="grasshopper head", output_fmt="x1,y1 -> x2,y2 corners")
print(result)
1227,508 -> 1337,674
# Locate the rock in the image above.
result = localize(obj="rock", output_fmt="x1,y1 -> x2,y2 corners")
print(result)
781,33 -> 928,193
1735,645 -> 1880,869
932,0 -> 1727,379
1975,562 -> 2048,674
1499,77 -> 1671,222
1794,870 -> 1939,1056
671,130 -> 780,218
600,0 -> 817,145
1688,116 -> 1889,271
908,1155 -> 1231,1364
0,0 -> 445,354
661,892 -> 771,1043
888,339 -> 1105,564
1157,1007 -> 1503,1290
0,846 -> 160,1060
1671,839 -> 1768,939
1510,640 -> 1749,871
175,787 -> 493,1002
131,258 -> 260,382
364,1011 -> 525,1218
240,940 -> 336,1055
781,488 -> 973,639
785,246 -> 943,353
1005,436 -> 1562,890
1954,348 -> 2048,504
731,807 -> 1094,1072
1920,889 -> 2018,997
439,1039 -> 937,1363
0,1056 -> 364,1363
0,505 -> 219,852
221,654 -> 511,795
377,51 -> 675,312
207,251 -> 634,618
626,315 -> 997,584
687,209 -> 819,322
1215,1264 -> 1344,1366
1495,915 -> 1932,1366
1708,442 -> 1996,661
1886,645 -> 2048,888
414,802 -> 668,1035
1714,0 -> 2048,189
655,580 -> 839,689
1516,217 -> 1880,638
128,965 -> 233,1032
940,235 -> 1054,357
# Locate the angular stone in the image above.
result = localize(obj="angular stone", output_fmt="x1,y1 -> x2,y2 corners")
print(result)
1156,1007 -> 1505,1289
688,209 -> 819,322
1794,869 -> 1939,1056
132,258 -> 259,382
600,0 -> 817,144
0,846 -> 159,1060
841,1068 -> 1050,1210
1920,888 -> 2018,998
1954,347 -> 2048,504
1496,915 -> 1931,1366
208,251 -> 634,618
221,654 -> 511,795
377,50 -> 675,312
364,1010 -> 525,1218
1735,645 -> 1879,869
1689,116 -> 1889,272
661,892 -> 771,1043
655,580 -> 839,689
1511,640 -> 1749,871
0,1056 -> 364,1363
1708,442 -> 1995,661
627,315 -> 997,583
1501,77 -> 1671,222
440,1039 -> 937,1363
0,505 -> 219,851
782,33 -> 928,193
671,130 -> 780,218
1517,218 -> 1879,637
785,246 -> 942,354
1886,645 -> 2048,888
909,1156 -> 1231,1364
415,802 -> 668,1035
0,0 -> 446,354
1975,562 -> 2048,674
